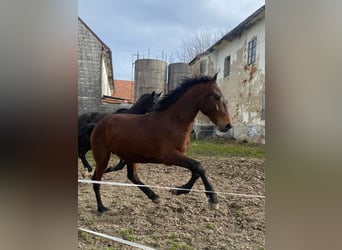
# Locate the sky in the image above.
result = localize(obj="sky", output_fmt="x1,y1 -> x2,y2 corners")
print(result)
78,0 -> 265,80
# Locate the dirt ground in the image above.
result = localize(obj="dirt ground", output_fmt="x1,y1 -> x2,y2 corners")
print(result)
78,155 -> 265,250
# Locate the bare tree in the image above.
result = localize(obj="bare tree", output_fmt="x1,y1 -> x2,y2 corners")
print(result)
175,27 -> 225,63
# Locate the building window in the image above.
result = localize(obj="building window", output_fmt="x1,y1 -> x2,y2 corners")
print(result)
224,55 -> 231,77
247,36 -> 257,65
200,60 -> 207,75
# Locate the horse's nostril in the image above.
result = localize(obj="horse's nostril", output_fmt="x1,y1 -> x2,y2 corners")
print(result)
226,124 -> 232,130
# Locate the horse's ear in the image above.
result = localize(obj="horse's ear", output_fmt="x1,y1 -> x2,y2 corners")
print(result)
157,91 -> 162,97
212,72 -> 218,81
151,91 -> 156,96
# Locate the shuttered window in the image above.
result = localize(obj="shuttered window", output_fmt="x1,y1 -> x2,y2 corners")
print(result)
224,55 -> 231,77
247,36 -> 257,65
200,60 -> 207,75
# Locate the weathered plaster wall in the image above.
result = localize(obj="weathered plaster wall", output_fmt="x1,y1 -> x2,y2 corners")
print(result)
101,57 -> 112,97
191,18 -> 265,143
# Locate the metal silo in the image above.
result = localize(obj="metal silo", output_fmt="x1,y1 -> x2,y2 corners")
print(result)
134,59 -> 167,101
167,63 -> 192,92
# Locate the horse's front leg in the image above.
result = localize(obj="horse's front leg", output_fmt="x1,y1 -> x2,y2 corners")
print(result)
126,162 -> 160,203
171,154 -> 218,209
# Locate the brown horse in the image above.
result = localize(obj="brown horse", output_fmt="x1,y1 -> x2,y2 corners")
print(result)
78,91 -> 161,172
90,74 -> 232,212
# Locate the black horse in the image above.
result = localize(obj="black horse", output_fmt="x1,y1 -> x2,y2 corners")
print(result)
78,91 -> 161,172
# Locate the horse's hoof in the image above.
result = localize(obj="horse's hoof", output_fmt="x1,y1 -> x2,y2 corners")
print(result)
98,206 -> 109,213
170,189 -> 178,195
170,187 -> 189,195
152,197 -> 161,204
209,202 -> 219,210
87,167 -> 92,173
104,167 -> 112,173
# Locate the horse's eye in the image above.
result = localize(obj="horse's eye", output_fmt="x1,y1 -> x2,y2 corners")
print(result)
214,95 -> 221,101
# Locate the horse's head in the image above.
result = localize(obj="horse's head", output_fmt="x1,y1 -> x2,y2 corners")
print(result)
198,73 -> 233,132
151,91 -> 162,106
135,91 -> 162,113
147,91 -> 162,111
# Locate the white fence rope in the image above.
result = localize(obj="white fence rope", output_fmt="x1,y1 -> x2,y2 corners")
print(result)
78,179 -> 265,199
79,228 -> 156,250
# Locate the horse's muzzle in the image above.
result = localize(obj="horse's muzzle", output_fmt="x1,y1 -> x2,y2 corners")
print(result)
218,123 -> 232,132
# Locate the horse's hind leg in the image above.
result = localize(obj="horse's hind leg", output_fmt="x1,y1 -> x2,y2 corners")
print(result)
171,154 -> 218,209
78,127 -> 93,172
171,171 -> 200,195
92,149 -> 111,212
79,152 -> 92,172
104,159 -> 126,173
126,163 -> 160,203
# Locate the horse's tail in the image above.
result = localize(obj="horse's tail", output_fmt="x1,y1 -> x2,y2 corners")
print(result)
78,123 -> 97,138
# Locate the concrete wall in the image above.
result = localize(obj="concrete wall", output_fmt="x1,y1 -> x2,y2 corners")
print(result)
78,18 -> 117,115
167,63 -> 192,92
190,17 -> 265,143
134,59 -> 167,101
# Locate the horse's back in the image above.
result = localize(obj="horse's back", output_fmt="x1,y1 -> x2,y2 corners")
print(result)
98,113 -> 152,139
115,108 -> 129,113
78,112 -> 108,127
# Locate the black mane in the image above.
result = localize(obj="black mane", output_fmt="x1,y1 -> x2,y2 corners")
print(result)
153,75 -> 214,112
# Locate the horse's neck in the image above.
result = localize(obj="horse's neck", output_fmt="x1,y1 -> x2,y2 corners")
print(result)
164,91 -> 200,126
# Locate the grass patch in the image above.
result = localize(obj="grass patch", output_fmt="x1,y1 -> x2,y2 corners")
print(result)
167,233 -> 194,250
85,218 -> 94,226
167,240 -> 194,250
187,138 -> 265,159
204,223 -> 215,230
78,231 -> 93,244
119,228 -> 134,241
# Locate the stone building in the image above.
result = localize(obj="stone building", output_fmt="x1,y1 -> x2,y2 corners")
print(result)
189,5 -> 265,143
78,17 -> 117,115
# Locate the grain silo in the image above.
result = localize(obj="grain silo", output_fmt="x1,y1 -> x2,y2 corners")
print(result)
167,63 -> 192,92
134,59 -> 167,101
